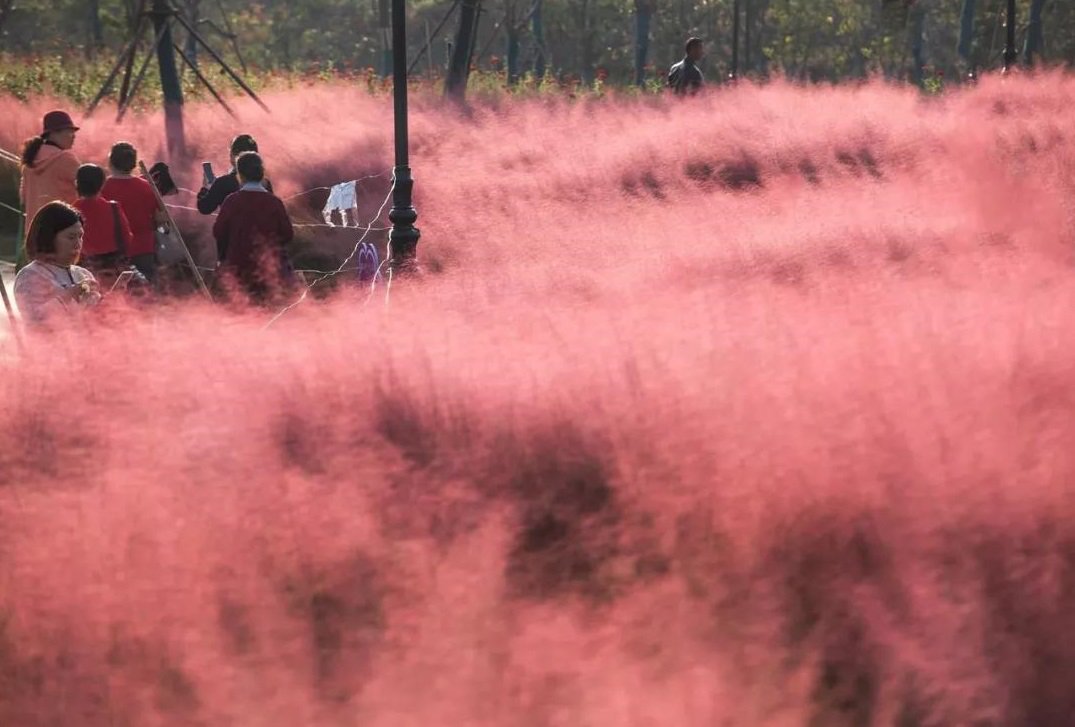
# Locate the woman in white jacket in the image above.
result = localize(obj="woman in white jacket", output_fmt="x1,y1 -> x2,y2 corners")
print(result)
14,202 -> 101,327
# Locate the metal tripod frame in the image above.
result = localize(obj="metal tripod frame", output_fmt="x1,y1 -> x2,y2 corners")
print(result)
86,0 -> 268,122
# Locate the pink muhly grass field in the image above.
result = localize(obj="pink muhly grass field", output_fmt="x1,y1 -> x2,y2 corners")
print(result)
1,74 -> 1075,725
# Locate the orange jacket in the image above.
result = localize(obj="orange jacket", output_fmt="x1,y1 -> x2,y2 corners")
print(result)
19,144 -> 80,222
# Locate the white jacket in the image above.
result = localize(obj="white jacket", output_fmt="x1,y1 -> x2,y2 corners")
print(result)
13,260 -> 100,327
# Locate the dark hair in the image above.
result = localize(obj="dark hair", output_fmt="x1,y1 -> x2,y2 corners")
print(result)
76,164 -> 106,197
109,141 -> 138,173
685,37 -> 704,54
230,134 -> 259,158
21,135 -> 47,167
25,201 -> 82,258
235,151 -> 265,182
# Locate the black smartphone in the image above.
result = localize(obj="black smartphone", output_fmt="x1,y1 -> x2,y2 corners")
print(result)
202,161 -> 215,184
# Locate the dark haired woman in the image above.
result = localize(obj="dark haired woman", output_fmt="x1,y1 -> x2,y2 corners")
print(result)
13,202 -> 101,326
197,133 -> 273,216
18,111 -> 81,261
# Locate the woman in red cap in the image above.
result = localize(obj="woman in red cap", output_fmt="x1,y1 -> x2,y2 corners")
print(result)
19,111 -> 82,252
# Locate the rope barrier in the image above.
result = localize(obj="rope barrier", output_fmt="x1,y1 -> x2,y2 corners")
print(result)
173,170 -> 390,202
263,173 -> 396,329
162,201 -> 391,231
283,170 -> 391,201
166,168 -> 394,230
0,200 -> 24,218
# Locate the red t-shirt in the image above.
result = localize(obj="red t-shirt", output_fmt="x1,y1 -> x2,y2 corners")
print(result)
101,176 -> 160,257
74,196 -> 134,257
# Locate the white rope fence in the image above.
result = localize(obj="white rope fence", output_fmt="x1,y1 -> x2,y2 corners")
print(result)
263,172 -> 397,329
167,169 -> 394,230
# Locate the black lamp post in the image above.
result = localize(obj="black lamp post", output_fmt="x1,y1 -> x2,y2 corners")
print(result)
1002,0 -> 1017,72
389,0 -> 420,272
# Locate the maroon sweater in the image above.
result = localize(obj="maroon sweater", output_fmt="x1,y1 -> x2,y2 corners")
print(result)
212,188 -> 294,279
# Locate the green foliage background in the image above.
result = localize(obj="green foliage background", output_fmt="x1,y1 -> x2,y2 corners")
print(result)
0,0 -> 1071,93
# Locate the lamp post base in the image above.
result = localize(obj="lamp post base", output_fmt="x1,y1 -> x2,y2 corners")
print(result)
388,165 -> 421,275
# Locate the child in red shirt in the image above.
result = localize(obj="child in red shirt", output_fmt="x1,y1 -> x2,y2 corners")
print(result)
101,142 -> 166,283
73,164 -> 134,276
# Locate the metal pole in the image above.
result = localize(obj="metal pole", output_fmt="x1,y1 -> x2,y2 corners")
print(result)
1002,0 -> 1017,72
171,12 -> 270,112
389,0 -> 420,271
85,18 -> 145,115
214,0 -> 248,73
174,42 -> 236,116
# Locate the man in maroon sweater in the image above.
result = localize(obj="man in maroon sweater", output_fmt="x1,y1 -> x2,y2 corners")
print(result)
212,152 -> 294,301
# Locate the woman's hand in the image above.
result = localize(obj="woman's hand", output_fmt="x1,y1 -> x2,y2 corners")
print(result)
71,279 -> 101,304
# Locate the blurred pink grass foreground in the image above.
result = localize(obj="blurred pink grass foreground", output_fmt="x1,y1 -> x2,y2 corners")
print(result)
1,74 -> 1075,725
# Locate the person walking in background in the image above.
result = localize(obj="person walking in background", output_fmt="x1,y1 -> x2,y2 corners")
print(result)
101,142 -> 166,284
197,133 -> 274,216
14,202 -> 101,327
73,164 -> 135,284
212,152 -> 293,302
668,37 -> 706,96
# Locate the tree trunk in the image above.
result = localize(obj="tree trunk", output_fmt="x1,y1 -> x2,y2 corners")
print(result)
731,0 -> 740,78
0,0 -> 16,47
185,0 -> 199,68
89,0 -> 104,53
379,0 -> 392,77
744,0 -> 753,75
506,26 -> 521,84
1023,0 -> 1046,65
532,0 -> 546,79
445,0 -> 481,99
634,0 -> 654,86
151,0 -> 185,156
957,0 -> 977,65
580,0 -> 595,82
910,3 -> 926,85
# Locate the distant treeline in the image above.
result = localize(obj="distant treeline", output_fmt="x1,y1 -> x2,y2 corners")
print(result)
0,0 -> 1072,87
